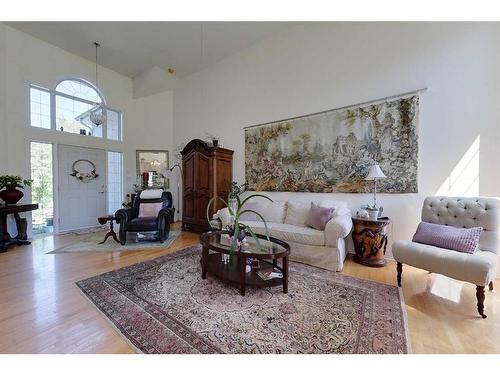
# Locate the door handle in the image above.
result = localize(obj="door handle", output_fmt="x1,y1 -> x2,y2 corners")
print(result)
98,191 -> 105,194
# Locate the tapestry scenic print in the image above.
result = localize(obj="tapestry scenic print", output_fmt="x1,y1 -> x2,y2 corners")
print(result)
245,95 -> 419,193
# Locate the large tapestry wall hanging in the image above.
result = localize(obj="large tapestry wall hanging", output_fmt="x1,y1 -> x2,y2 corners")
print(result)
244,95 -> 419,193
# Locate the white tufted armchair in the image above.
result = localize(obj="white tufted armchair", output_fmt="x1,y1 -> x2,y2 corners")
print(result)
392,196 -> 500,318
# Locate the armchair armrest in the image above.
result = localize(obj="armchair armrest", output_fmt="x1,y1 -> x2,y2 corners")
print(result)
324,215 -> 353,247
115,208 -> 138,225
215,208 -> 231,228
158,207 -> 175,224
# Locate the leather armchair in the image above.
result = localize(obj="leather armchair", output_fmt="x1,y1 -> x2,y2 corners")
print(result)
115,191 -> 174,245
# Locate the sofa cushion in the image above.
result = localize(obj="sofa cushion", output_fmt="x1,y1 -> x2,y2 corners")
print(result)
239,201 -> 259,221
239,220 -> 274,236
305,202 -> 334,231
412,221 -> 482,254
392,240 -> 497,286
270,223 -> 325,246
256,201 -> 287,223
284,201 -> 310,227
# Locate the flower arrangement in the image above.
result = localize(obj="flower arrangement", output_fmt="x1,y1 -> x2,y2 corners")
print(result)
0,175 -> 32,190
206,182 -> 272,258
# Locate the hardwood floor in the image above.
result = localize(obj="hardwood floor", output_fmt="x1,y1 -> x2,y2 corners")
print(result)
0,223 -> 498,353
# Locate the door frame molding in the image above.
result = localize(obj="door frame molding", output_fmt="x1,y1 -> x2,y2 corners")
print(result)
29,140 -> 124,235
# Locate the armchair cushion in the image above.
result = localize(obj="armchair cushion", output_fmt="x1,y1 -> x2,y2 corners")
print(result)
393,239 -> 497,286
127,217 -> 159,232
412,221 -> 482,254
139,202 -> 163,218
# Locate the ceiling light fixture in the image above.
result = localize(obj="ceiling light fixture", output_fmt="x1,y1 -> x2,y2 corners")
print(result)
90,41 -> 107,127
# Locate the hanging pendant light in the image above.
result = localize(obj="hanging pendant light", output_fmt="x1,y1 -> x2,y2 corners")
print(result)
90,42 -> 107,127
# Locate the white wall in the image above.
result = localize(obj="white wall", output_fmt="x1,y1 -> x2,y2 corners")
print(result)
0,25 -> 175,234
173,22 -> 500,256
127,90 -> 175,211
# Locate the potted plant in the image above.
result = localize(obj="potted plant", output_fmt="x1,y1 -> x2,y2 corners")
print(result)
206,182 -> 272,258
0,175 -> 33,205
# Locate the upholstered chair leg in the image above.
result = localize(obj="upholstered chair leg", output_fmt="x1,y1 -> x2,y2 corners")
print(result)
489,281 -> 494,291
476,285 -> 487,318
396,262 -> 403,287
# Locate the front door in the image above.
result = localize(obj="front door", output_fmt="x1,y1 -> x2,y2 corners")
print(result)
57,145 -> 106,232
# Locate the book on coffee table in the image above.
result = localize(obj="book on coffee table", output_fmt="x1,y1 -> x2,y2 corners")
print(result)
257,269 -> 283,280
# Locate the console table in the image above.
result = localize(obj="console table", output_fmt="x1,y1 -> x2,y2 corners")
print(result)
0,204 -> 39,252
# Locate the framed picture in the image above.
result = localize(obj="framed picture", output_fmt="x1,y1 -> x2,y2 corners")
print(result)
136,150 -> 170,190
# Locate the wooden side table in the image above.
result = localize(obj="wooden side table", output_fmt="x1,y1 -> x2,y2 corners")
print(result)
352,217 -> 391,267
97,215 -> 120,244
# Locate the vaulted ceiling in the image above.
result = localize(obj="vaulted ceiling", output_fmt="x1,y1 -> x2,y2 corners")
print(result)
8,22 -> 297,79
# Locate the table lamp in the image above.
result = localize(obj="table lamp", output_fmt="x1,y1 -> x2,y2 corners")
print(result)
365,164 -> 386,209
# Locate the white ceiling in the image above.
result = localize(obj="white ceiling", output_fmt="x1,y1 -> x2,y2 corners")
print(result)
7,22 -> 297,78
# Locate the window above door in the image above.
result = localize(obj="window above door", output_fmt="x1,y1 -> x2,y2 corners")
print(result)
29,79 -> 122,141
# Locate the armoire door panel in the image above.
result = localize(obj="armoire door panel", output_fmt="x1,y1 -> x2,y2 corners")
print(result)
181,139 -> 233,232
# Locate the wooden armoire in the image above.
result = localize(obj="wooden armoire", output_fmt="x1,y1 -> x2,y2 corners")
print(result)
181,139 -> 233,232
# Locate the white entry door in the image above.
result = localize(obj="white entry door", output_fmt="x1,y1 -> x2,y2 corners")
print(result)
57,145 -> 106,232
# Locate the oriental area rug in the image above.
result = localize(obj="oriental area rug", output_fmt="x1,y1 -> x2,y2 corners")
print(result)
76,246 -> 410,354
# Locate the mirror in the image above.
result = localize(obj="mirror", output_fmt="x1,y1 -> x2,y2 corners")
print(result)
136,150 -> 169,190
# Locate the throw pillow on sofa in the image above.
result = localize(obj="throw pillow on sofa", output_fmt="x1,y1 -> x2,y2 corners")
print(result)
412,221 -> 482,254
257,201 -> 287,223
239,202 -> 258,221
285,201 -> 311,227
305,202 -> 334,231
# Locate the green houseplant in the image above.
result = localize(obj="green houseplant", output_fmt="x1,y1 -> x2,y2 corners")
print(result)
0,175 -> 33,205
206,182 -> 272,257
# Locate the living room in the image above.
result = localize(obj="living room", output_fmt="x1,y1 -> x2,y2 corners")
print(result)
1,0 -> 500,370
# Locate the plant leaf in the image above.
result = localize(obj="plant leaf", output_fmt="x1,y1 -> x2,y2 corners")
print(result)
238,209 -> 270,241
245,225 -> 262,250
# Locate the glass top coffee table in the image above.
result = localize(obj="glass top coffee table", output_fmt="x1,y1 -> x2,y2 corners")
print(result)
200,230 -> 290,296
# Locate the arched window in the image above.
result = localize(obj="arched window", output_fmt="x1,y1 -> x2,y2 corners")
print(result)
55,79 -> 104,104
29,78 -> 122,141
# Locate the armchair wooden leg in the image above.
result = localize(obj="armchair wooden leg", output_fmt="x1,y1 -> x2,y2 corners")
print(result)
489,281 -> 494,291
396,262 -> 403,287
476,285 -> 487,318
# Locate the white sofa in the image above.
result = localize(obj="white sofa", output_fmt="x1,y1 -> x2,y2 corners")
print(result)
215,199 -> 353,271
392,196 -> 500,318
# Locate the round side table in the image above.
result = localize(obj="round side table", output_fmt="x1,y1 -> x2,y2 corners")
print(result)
351,217 -> 391,267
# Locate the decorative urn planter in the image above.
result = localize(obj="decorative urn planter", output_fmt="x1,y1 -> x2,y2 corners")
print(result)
0,188 -> 24,205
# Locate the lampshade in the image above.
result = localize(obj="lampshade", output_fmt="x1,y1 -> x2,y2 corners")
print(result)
365,164 -> 387,180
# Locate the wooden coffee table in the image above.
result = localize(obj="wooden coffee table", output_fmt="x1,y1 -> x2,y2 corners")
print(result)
200,230 -> 290,296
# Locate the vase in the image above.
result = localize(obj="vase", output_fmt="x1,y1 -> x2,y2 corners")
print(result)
0,188 -> 24,205
367,209 -> 379,220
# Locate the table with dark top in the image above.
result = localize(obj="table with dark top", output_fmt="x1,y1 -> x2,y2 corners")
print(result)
0,203 -> 39,252
200,230 -> 290,296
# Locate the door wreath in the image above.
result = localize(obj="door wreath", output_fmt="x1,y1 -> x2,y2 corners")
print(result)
70,159 -> 99,182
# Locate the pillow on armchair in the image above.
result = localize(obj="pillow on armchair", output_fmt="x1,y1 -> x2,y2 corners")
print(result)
412,221 -> 482,254
138,202 -> 163,218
